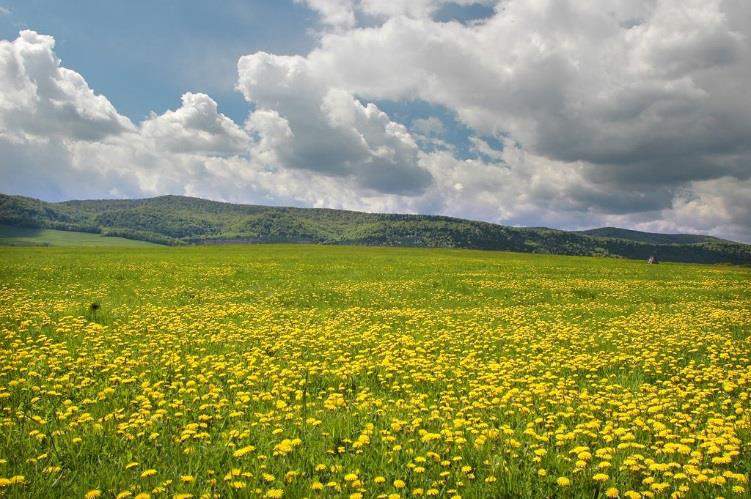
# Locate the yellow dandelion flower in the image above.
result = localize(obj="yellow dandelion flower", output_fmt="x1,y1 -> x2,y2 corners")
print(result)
233,445 -> 256,458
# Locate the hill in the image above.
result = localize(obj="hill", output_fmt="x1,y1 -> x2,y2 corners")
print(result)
1,192 -> 749,264
577,227 -> 728,245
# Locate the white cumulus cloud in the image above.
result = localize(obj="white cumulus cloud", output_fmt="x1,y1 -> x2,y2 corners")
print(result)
141,92 -> 249,156
0,30 -> 135,141
237,51 -> 432,194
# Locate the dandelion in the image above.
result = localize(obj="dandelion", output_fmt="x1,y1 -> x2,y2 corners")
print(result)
140,469 -> 157,479
557,477 -> 571,487
233,445 -> 256,457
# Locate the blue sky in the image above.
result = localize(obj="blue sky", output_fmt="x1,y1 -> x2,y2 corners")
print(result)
0,0 -> 315,124
0,0 -> 489,145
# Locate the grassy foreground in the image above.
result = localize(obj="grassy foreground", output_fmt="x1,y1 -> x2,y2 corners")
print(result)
0,245 -> 750,498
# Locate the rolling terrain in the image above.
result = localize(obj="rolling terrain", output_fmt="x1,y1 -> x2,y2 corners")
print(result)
1,192 -> 749,263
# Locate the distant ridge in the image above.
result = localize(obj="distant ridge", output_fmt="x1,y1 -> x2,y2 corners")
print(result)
1,193 -> 749,264
577,227 -> 729,245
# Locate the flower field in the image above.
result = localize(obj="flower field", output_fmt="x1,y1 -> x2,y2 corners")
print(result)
1,245 -> 750,498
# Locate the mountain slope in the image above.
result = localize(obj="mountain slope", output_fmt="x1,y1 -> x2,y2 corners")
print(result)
1,193 -> 749,264
578,227 -> 728,245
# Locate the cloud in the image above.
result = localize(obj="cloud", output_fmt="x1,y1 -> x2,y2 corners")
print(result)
0,31 -> 248,201
305,1 -> 750,175
412,116 -> 445,137
296,0 -> 356,29
0,31 -> 429,207
0,132 -> 145,201
666,177 -> 751,243
280,0 -> 751,230
141,92 -> 249,156
237,51 -> 432,194
0,30 -> 135,141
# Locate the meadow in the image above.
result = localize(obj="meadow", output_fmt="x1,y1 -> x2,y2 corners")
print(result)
0,245 -> 749,498
0,225 -> 158,247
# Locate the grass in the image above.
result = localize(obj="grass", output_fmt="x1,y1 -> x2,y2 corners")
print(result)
0,225 -> 160,247
0,245 -> 749,498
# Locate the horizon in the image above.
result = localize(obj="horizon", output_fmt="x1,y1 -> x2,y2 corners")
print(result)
1,1 -> 750,243
3,190 -> 743,244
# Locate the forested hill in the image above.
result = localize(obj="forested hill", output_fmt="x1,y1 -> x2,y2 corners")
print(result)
1,193 -> 749,264
577,227 -> 729,245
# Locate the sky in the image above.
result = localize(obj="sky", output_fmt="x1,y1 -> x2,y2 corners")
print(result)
1,1 -> 750,242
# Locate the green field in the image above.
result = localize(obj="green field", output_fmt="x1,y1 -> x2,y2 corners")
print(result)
0,225 -> 160,247
0,245 -> 750,498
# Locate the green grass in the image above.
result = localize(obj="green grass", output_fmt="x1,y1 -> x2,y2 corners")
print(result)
0,225 -> 160,247
0,245 -> 749,498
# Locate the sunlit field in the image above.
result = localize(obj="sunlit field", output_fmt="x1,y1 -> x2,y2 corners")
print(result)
1,245 -> 750,498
